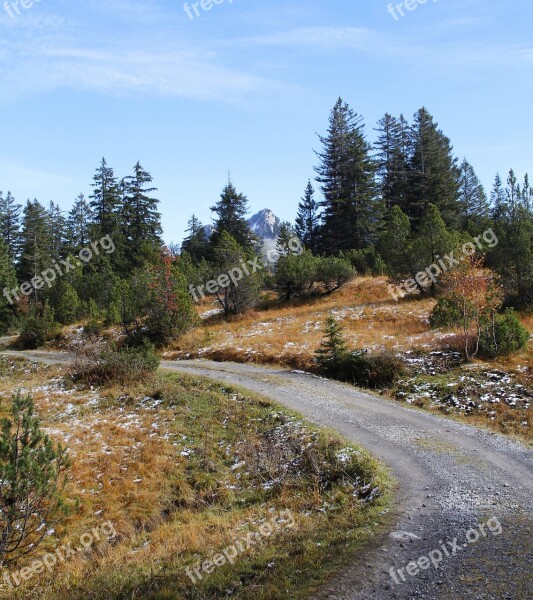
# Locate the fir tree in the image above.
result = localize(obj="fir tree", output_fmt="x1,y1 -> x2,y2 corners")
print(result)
0,238 -> 17,332
295,180 -> 320,254
48,201 -> 66,262
315,98 -> 379,254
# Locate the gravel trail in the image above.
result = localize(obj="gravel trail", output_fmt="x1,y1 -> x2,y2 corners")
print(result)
2,351 -> 532,600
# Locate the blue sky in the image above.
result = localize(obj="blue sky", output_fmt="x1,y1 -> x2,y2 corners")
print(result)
0,0 -> 532,244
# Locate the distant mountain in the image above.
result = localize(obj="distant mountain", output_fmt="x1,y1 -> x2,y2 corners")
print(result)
247,209 -> 281,240
203,209 -> 282,244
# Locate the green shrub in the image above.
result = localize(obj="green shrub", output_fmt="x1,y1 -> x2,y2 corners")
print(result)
343,246 -> 386,276
479,309 -> 530,358
71,341 -> 160,386
315,257 -> 355,292
346,350 -> 405,388
18,302 -> 61,349
430,296 -> 464,329
274,250 -> 317,300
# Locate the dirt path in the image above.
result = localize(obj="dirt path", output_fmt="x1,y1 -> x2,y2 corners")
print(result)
2,351 -> 532,599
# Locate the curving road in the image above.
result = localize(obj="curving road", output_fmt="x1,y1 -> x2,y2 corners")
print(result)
2,350 -> 533,599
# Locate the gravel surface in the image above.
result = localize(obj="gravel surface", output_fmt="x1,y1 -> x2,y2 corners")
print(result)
3,351 -> 532,600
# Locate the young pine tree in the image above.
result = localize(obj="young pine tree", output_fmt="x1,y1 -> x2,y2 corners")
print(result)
315,315 -> 349,374
0,392 -> 70,565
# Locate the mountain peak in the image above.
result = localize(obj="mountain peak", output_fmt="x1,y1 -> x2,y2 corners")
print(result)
248,209 -> 280,240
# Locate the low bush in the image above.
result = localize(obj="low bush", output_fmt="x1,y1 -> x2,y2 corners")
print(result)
70,340 -> 160,386
18,302 -> 61,349
479,309 -> 530,358
315,256 -> 356,292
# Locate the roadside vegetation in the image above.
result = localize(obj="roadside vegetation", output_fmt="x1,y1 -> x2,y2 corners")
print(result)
0,356 -> 392,599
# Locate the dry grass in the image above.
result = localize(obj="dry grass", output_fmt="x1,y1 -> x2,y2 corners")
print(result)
0,358 -> 392,599
168,277 -> 436,368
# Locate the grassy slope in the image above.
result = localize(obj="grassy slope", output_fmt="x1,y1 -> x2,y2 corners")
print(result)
0,358 -> 393,600
164,277 -> 533,443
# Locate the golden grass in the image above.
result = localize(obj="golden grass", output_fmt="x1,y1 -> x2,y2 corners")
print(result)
0,359 -> 393,599
169,277 -> 437,368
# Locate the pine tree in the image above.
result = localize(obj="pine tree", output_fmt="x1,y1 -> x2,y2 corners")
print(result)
408,108 -> 461,229
182,214 -> 208,263
458,159 -> 489,230
295,180 -> 320,254
210,181 -> 254,249
0,191 -> 22,260
315,98 -> 379,254
0,392 -> 70,565
66,194 -> 93,253
122,162 -> 162,267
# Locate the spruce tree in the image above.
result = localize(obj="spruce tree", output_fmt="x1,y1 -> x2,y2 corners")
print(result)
48,201 -> 66,262
374,114 -> 411,214
122,162 -> 162,267
17,200 -> 53,298
0,191 -> 22,260
408,108 -> 461,230
276,221 -> 297,256
315,315 -> 349,373
182,214 -> 208,263
458,159 -> 489,230
315,98 -> 379,254
66,194 -> 93,253
490,173 -> 506,220
210,181 -> 254,250
295,180 -> 320,254
89,158 -> 122,239
0,238 -> 17,332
